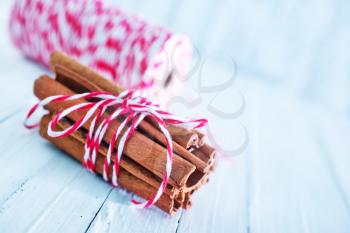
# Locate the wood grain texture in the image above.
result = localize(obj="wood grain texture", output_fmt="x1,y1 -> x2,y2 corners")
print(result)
1,0 -> 350,232
246,87 -> 350,233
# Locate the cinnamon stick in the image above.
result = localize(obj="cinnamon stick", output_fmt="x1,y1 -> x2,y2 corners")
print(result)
34,75 -> 196,188
192,145 -> 216,166
53,114 -> 209,195
50,51 -> 211,172
49,114 -> 210,208
55,116 -> 179,197
29,51 -> 217,215
39,114 -> 180,215
196,144 -> 216,161
196,130 -> 206,147
166,124 -> 199,149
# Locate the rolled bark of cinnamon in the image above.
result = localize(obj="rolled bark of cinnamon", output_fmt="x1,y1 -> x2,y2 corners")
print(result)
32,51 -> 216,215
40,114 -> 211,214
34,76 -> 195,188
50,52 -> 209,170
192,145 -> 216,167
165,124 -> 199,149
50,113 -> 210,195
55,72 -> 211,173
39,115 -> 180,214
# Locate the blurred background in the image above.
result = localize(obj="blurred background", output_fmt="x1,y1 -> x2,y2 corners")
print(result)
3,0 -> 350,114
1,0 -> 350,232
111,0 -> 350,116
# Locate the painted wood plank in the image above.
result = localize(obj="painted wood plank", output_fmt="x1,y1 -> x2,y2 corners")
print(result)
86,191 -> 182,233
0,149 -> 82,232
85,158 -> 246,233
248,87 -> 350,233
0,111 -> 55,204
23,170 -> 114,233
0,110 -> 136,233
2,1 -> 350,233
304,103 -> 350,213
0,54 -> 44,119
173,76 -> 254,233
176,160 -> 247,233
0,111 -> 113,232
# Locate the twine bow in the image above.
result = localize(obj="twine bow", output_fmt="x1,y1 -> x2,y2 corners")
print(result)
24,90 -> 207,208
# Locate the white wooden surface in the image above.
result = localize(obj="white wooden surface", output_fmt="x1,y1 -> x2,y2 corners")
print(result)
1,0 -> 350,232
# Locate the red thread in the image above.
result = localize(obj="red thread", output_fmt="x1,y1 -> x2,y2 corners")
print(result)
9,0 -> 191,95
24,90 -> 207,209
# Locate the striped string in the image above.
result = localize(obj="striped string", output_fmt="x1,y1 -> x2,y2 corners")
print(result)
10,0 -> 192,96
24,90 -> 207,208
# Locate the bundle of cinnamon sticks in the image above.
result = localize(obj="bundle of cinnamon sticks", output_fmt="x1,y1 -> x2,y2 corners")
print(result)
34,52 -> 216,215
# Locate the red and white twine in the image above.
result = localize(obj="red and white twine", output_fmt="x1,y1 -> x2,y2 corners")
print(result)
9,0 -> 191,96
24,90 -> 207,208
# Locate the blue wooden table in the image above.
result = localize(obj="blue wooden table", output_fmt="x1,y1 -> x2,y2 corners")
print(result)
1,0 -> 350,232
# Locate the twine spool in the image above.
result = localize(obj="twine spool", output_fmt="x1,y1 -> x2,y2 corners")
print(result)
9,0 -> 192,101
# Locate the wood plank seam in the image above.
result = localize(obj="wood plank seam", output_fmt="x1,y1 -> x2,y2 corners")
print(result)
26,169 -> 87,233
84,188 -> 114,233
0,107 -> 24,125
0,177 -> 30,210
174,209 -> 184,233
